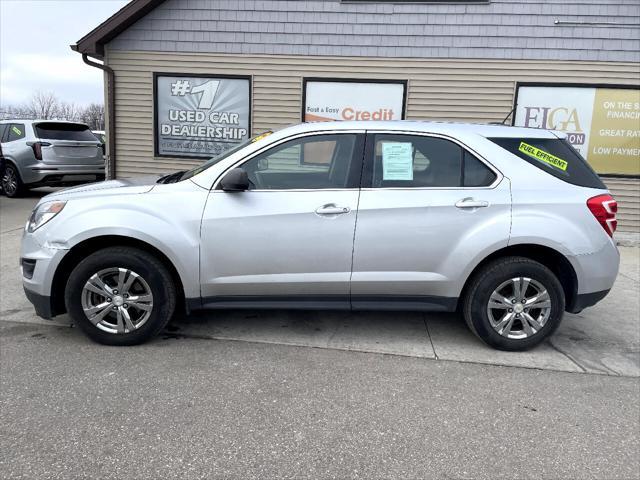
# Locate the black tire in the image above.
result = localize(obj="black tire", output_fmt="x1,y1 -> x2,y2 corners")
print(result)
2,163 -> 25,198
65,247 -> 176,346
463,256 -> 565,351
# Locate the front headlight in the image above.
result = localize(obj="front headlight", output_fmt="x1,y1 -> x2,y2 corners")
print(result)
27,201 -> 67,233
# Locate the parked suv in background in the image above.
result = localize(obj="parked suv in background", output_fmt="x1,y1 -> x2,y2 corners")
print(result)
20,121 -> 619,350
0,120 -> 105,197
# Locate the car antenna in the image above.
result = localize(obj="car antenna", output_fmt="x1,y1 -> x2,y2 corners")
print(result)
499,107 -> 516,125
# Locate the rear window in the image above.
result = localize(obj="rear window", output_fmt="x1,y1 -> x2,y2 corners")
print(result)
34,122 -> 97,142
488,137 -> 605,189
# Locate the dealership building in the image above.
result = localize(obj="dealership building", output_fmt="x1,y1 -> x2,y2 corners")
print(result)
73,0 -> 640,233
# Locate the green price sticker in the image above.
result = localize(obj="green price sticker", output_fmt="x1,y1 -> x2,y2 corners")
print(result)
11,126 -> 22,136
518,142 -> 568,172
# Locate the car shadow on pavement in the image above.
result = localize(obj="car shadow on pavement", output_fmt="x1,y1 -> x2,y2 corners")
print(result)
163,309 -> 594,374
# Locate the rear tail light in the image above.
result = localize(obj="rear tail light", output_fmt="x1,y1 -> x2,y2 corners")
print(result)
31,142 -> 51,161
587,194 -> 617,237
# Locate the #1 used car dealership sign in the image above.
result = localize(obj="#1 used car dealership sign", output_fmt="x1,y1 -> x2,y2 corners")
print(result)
154,74 -> 251,158
514,83 -> 640,175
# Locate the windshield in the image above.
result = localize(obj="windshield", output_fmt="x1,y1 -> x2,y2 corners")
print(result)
180,137 -> 258,181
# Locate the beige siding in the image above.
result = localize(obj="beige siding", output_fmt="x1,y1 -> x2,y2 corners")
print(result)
604,177 -> 640,234
105,50 -> 639,231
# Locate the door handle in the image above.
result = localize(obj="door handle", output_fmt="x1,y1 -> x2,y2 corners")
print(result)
455,198 -> 489,209
315,204 -> 351,215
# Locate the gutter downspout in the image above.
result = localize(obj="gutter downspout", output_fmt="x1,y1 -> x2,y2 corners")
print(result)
81,53 -> 116,180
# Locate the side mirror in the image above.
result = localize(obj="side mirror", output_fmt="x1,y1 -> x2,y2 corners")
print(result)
220,168 -> 250,192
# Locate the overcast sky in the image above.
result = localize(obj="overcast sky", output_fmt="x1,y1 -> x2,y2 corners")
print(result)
0,0 -> 129,108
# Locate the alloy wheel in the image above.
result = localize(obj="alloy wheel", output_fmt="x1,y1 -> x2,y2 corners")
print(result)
81,267 -> 154,334
486,277 -> 552,339
2,166 -> 18,196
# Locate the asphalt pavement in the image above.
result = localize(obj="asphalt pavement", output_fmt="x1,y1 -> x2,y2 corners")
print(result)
1,190 -> 639,479
2,321 -> 639,479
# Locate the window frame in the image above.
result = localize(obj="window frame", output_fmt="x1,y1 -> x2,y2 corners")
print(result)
0,124 -> 9,143
213,130 -> 367,192
361,131 -> 502,190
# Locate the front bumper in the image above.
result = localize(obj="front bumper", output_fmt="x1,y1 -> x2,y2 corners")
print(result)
21,230 -> 69,319
23,287 -> 53,319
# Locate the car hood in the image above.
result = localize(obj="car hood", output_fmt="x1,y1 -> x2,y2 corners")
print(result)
50,175 -> 161,198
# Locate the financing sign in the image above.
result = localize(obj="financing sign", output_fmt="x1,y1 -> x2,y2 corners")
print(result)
514,84 -> 640,175
304,79 -> 406,122
155,74 -> 251,158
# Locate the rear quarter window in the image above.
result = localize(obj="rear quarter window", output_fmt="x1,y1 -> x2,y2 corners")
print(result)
6,123 -> 26,142
488,137 -> 605,189
34,122 -> 97,142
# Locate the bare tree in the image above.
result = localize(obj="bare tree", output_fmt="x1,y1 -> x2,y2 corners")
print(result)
28,91 -> 59,119
80,103 -> 105,130
57,101 -> 82,122
0,104 -> 32,120
1,92 -> 105,129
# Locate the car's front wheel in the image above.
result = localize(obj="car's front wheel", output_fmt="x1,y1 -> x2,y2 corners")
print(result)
463,256 -> 565,351
65,247 -> 176,345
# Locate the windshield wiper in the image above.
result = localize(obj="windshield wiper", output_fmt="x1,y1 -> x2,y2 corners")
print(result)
157,170 -> 187,184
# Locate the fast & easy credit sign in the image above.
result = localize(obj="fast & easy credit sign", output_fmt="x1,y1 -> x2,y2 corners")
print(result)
303,79 -> 406,123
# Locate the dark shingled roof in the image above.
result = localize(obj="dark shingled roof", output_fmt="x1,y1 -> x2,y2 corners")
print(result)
72,0 -> 166,58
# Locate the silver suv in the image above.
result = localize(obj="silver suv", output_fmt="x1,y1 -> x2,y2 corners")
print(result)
20,121 -> 619,350
0,120 -> 104,197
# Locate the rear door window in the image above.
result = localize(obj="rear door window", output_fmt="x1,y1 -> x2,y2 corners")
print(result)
6,123 -> 26,142
488,137 -> 605,189
34,122 -> 97,141
365,133 -> 497,188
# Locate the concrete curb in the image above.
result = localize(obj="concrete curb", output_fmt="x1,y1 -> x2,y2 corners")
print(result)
615,232 -> 640,247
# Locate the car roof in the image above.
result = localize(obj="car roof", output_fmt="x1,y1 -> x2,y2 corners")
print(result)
274,120 -> 560,139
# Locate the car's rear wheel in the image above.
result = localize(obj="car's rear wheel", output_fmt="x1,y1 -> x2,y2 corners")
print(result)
65,247 -> 176,345
463,256 -> 565,351
2,163 -> 24,198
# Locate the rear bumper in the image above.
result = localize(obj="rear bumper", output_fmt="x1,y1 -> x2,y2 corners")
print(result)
567,289 -> 610,314
22,163 -> 105,186
569,239 -> 620,296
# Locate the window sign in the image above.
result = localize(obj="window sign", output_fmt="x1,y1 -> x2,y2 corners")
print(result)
382,142 -> 413,180
303,79 -> 406,122
514,84 -> 640,175
154,74 -> 251,159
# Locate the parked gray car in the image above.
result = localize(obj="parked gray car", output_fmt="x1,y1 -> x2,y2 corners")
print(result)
20,121 -> 619,350
0,120 -> 105,197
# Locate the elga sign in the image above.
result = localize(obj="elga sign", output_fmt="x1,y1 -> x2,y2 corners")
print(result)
303,79 -> 406,122
154,74 -> 251,158
514,84 -> 640,175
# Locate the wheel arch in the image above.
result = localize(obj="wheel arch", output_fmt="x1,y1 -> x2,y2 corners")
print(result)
50,235 -> 187,317
458,243 -> 578,313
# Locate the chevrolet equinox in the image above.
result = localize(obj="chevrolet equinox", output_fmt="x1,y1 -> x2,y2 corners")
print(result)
21,121 -> 619,350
